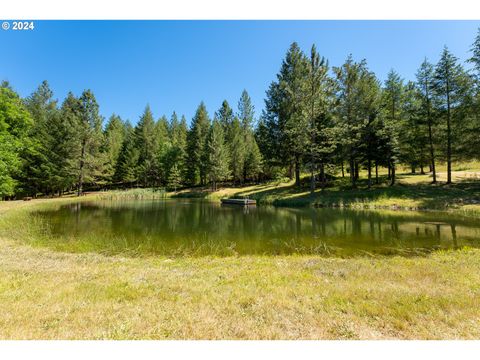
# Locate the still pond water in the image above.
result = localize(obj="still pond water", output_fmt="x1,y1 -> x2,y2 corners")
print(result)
33,199 -> 480,256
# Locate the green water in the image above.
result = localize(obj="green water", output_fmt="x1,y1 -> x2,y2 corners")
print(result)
32,199 -> 480,256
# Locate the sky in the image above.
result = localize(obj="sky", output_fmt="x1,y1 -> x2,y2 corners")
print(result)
1,20 -> 480,125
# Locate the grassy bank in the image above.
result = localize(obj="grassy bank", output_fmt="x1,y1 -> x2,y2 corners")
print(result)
0,198 -> 479,339
0,227 -> 479,339
106,167 -> 480,216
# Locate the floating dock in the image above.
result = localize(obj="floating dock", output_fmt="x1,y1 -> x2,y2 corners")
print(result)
221,198 -> 256,206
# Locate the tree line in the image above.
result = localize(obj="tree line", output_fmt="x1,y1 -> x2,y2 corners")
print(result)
258,32 -> 480,191
1,29 -> 480,199
0,83 -> 262,198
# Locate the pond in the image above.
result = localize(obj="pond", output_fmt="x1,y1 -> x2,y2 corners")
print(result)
32,199 -> 480,256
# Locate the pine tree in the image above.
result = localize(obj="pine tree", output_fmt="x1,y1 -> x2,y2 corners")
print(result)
399,81 -> 428,174
263,42 -> 309,186
134,105 -> 157,186
228,117 -> 245,184
416,59 -> 438,183
467,28 -> 480,160
305,44 -> 335,192
102,114 -> 126,185
333,55 -> 376,188
433,47 -> 471,184
216,100 -> 234,140
243,132 -> 262,182
167,163 -> 182,192
75,90 -> 104,195
155,115 -> 170,185
237,90 -> 261,182
114,121 -> 139,185
206,120 -> 230,191
382,69 -> 404,186
185,102 -> 210,186
23,80 -> 58,195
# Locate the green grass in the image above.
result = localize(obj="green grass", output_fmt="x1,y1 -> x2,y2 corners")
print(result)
0,225 -> 479,339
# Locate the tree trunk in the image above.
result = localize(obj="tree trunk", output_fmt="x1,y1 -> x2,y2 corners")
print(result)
367,158 -> 372,188
341,162 -> 345,178
425,77 -> 437,184
375,161 -> 379,184
295,156 -> 301,187
288,162 -> 293,180
354,161 -> 359,181
420,164 -> 425,175
387,162 -> 391,180
77,139 -> 86,196
349,158 -> 356,188
390,161 -> 396,186
310,164 -> 315,194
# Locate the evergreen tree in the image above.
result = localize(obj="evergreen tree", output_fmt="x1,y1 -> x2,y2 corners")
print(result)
333,55 -> 375,187
433,47 -> 471,184
215,100 -> 234,140
237,90 -> 261,182
228,117 -> 245,184
23,80 -> 58,195
167,163 -> 182,192
305,44 -> 335,192
114,121 -> 138,185
76,90 -> 104,195
185,102 -> 210,186
205,120 -> 230,191
416,59 -> 438,183
382,69 -> 404,186
155,115 -> 170,185
399,81 -> 428,173
263,43 -> 309,186
134,105 -> 157,186
467,28 -> 480,160
102,114 -> 126,184
243,132 -> 262,182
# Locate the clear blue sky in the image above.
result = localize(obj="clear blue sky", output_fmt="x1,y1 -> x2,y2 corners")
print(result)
1,20 -> 479,125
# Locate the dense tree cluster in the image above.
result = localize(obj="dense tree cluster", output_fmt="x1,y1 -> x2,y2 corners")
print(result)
259,32 -> 480,192
1,29 -> 480,199
0,81 -> 261,197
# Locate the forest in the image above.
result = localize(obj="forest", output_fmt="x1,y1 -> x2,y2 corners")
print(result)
1,29 -> 480,199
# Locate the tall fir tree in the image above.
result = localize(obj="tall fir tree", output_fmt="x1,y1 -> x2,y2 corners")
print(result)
416,59 -> 438,183
114,121 -> 139,185
205,120 -> 230,191
433,47 -> 471,184
305,44 -> 335,192
23,80 -> 58,194
185,102 -> 210,186
134,105 -> 157,186
76,90 -> 104,195
382,69 -> 404,186
102,114 -> 126,184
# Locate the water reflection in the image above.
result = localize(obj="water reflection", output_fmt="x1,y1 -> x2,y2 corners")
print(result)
33,199 -> 480,256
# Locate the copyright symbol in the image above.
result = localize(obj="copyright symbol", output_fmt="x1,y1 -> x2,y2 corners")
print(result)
2,22 -> 9,30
